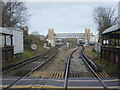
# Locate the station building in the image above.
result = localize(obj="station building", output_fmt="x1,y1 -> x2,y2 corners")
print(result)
47,29 -> 98,47
101,22 -> 120,69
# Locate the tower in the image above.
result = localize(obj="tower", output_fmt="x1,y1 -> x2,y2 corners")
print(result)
47,29 -> 55,47
48,29 -> 54,40
85,29 -> 90,45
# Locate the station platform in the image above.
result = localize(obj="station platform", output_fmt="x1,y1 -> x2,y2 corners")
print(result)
1,77 -> 120,90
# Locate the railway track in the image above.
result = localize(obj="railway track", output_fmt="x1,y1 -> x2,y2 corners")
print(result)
3,47 -> 59,90
30,71 -> 64,78
2,47 -> 59,76
2,46 -> 111,90
81,47 -> 110,78
28,47 -> 109,79
63,47 -> 79,89
1,48 -> 55,74
98,71 -> 110,78
63,46 -> 109,90
68,47 -> 94,78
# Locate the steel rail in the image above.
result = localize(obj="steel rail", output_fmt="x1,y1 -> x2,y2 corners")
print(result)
4,50 -> 59,90
1,51 -> 48,74
81,47 -> 100,72
63,47 -> 79,90
1,47 -> 58,74
81,47 -> 108,90
29,69 -> 52,89
29,46 -> 61,89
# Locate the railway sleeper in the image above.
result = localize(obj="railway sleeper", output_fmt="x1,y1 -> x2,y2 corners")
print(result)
68,72 -> 94,78
97,71 -> 110,78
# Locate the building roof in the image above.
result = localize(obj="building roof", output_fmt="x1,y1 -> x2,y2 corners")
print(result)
0,27 -> 13,35
0,27 -> 23,35
102,23 -> 120,34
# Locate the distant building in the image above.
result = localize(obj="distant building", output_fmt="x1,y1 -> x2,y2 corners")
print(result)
47,29 -> 97,47
90,33 -> 98,44
38,35 -> 46,41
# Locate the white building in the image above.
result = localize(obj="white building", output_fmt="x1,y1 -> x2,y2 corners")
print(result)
0,27 -> 23,54
90,34 -> 98,44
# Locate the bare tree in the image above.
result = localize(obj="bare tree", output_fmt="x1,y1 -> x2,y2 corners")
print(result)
31,31 -> 39,36
93,6 -> 117,42
2,2 -> 29,27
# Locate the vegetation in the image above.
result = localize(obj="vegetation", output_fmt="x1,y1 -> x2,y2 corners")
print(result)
2,47 -> 48,69
93,6 -> 117,42
85,46 -> 97,58
2,2 -> 29,27
97,59 -> 118,77
85,46 -> 118,78
2,29 -> 47,69
1,2 -> 48,70
86,48 -> 97,56
17,47 -> 47,62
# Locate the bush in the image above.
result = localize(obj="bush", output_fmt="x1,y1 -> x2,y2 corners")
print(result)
105,63 -> 118,77
24,37 -> 32,49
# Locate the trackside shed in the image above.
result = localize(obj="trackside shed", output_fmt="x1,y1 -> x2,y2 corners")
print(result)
0,27 -> 23,61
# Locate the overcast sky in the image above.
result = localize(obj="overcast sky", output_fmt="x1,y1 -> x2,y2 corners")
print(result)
25,2 -> 118,36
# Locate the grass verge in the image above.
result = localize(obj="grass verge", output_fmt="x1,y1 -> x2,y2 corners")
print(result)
85,45 -> 118,78
2,47 -> 48,69
97,59 -> 119,77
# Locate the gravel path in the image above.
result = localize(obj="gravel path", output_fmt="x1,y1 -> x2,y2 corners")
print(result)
30,46 -> 76,77
70,48 -> 90,72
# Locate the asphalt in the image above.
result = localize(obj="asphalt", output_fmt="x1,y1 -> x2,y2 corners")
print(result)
1,77 -> 120,90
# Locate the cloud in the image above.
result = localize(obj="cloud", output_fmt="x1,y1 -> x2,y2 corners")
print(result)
26,2 -> 117,35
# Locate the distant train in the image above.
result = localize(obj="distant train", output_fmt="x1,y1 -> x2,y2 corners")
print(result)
55,39 -> 63,46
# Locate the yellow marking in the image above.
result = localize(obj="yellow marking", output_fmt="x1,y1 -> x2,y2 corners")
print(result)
58,72 -> 61,78
0,85 -> 31,88
54,72 -> 57,77
98,72 -> 103,78
51,72 -> 54,77
98,71 -> 110,78
102,72 -> 106,77
59,72 -> 62,78
100,72 -> 104,77
50,72 -> 53,77
60,72 -> 63,78
108,87 -> 120,89
55,72 -> 58,77
102,72 -> 107,77
32,85 -> 63,88
56,72 -> 59,78
52,72 -> 55,77
68,86 -> 120,89
103,71 -> 110,77
11,85 -> 31,88
97,73 -> 101,77
0,85 -> 120,89
0,85 -> 8,88
61,72 -> 64,78
59,72 -> 61,78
